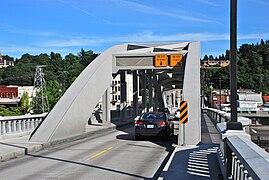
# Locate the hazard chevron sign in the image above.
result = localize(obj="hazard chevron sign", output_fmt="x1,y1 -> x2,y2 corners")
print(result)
180,101 -> 188,124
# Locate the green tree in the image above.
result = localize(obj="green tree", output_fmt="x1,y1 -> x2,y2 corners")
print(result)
0,105 -> 21,116
46,80 -> 61,110
20,91 -> 30,114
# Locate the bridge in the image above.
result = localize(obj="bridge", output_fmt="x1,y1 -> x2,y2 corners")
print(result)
0,42 -> 269,179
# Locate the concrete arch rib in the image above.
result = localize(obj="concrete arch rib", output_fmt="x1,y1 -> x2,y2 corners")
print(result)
30,44 -> 127,142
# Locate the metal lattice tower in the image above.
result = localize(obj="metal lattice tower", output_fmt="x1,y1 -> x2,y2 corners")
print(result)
32,65 -> 50,113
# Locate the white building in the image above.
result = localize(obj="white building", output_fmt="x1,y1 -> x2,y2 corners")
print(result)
18,86 -> 36,102
0,52 -> 14,68
97,73 -> 142,110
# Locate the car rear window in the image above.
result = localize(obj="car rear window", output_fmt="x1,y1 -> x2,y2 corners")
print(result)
140,113 -> 165,120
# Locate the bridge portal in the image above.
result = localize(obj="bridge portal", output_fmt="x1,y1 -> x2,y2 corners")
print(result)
30,42 -> 201,145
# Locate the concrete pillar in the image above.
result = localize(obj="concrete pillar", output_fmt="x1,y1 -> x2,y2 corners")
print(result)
102,88 -> 111,126
173,91 -> 176,108
148,70 -> 153,112
133,70 -> 138,118
153,71 -> 159,111
120,71 -> 127,121
141,70 -> 147,113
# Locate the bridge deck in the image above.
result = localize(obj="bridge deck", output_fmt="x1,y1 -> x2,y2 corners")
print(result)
0,114 -> 222,179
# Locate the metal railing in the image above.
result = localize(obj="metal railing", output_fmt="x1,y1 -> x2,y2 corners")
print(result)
225,135 -> 269,180
0,113 -> 47,139
206,108 -> 269,180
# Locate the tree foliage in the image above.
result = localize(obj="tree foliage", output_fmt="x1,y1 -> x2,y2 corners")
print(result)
0,49 -> 99,113
21,91 -> 30,114
203,40 -> 269,93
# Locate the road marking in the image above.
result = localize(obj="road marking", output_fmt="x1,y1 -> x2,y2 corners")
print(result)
90,147 -> 113,159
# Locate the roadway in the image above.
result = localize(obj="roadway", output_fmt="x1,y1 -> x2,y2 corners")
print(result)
0,126 -> 175,180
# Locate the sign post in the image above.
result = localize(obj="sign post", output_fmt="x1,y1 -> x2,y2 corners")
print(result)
179,100 -> 188,145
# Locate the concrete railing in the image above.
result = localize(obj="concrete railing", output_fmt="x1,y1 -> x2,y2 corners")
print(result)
0,113 -> 47,139
206,108 -> 269,179
216,123 -> 269,180
206,108 -> 252,126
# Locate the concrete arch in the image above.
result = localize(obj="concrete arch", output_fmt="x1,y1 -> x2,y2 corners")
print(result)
30,44 -> 127,142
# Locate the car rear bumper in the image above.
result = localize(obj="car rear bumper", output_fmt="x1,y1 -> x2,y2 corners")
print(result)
135,127 -> 169,137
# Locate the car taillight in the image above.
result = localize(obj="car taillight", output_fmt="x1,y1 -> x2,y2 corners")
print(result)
135,121 -> 143,126
159,121 -> 166,126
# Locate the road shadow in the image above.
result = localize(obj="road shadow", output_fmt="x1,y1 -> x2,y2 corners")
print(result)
159,144 -> 223,180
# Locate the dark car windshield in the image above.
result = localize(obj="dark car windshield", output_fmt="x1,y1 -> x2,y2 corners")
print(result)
140,113 -> 165,120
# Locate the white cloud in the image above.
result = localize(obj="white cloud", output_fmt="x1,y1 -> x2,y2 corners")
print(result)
196,0 -> 220,7
57,0 -> 109,23
3,31 -> 269,58
251,0 -> 269,6
111,0 -> 218,23
40,31 -> 269,48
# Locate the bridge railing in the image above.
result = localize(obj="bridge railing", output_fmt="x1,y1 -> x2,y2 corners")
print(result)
0,113 -> 47,139
206,108 -> 269,180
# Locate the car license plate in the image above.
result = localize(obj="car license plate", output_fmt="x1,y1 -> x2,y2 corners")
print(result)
147,125 -> 154,128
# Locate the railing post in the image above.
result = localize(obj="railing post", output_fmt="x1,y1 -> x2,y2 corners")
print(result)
7,121 -> 12,134
226,142 -> 233,179
31,119 -> 35,130
235,159 -> 241,180
239,164 -> 244,180
34,118 -> 39,128
21,119 -> 26,132
27,119 -> 31,131
17,120 -> 22,133
11,120 -> 16,133
231,153 -> 236,178
1,121 -> 6,135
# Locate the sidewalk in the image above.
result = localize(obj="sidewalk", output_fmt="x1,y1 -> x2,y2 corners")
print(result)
158,113 -> 223,180
0,119 -> 133,162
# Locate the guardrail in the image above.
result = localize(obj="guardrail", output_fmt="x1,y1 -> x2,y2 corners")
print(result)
206,108 -> 269,180
206,108 -> 252,126
0,113 -> 47,139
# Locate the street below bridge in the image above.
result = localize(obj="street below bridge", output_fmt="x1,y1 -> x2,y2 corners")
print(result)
0,126 -> 176,180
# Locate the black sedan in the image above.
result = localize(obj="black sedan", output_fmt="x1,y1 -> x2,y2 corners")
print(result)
134,112 -> 173,140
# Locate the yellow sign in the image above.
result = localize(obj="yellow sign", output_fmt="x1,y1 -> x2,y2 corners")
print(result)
170,54 -> 183,67
154,54 -> 168,67
180,100 -> 188,124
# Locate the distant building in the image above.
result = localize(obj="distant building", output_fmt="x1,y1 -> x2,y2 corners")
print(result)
97,73 -> 142,110
0,51 -> 14,68
0,85 -> 18,98
209,89 -> 264,110
0,85 -> 19,107
201,59 -> 230,68
0,85 -> 35,107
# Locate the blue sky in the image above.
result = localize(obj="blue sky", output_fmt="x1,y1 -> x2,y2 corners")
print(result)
0,0 -> 268,59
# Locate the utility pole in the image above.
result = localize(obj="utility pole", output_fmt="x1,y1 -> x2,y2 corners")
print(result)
230,0 -> 237,122
32,65 -> 50,113
219,78 -> 222,110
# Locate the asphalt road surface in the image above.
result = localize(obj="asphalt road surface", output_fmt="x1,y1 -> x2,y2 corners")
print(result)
0,125 -> 176,180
